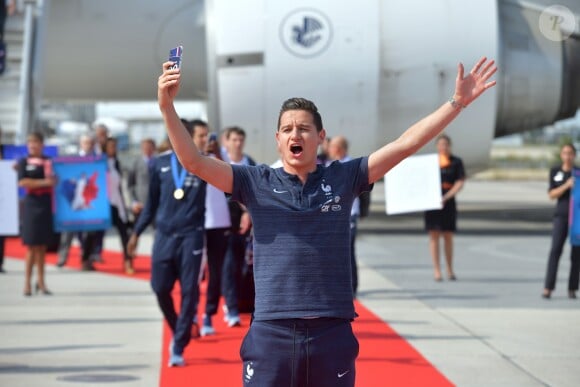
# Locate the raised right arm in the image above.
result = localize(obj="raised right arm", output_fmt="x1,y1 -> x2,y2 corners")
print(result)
157,62 -> 233,193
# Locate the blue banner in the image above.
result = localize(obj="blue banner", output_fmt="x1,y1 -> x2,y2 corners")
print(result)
570,168 -> 580,245
52,156 -> 111,232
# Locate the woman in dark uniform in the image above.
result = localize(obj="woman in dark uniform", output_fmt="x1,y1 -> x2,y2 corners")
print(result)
18,132 -> 55,296
425,134 -> 465,281
542,143 -> 580,299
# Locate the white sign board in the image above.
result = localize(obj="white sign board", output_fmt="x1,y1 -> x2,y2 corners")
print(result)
0,160 -> 19,235
384,153 -> 442,215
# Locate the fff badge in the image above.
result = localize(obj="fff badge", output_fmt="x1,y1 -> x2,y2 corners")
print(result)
570,168 -> 580,245
52,156 -> 111,232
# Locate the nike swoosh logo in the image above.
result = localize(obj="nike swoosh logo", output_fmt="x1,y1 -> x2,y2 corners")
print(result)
161,166 -> 170,172
338,370 -> 350,378
273,188 -> 288,194
192,249 -> 203,255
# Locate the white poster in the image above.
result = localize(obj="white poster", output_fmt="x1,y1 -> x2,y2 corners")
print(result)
0,160 -> 19,235
384,153 -> 442,215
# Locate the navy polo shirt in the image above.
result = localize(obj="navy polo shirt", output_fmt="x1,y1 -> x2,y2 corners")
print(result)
134,152 -> 206,237
231,157 -> 373,321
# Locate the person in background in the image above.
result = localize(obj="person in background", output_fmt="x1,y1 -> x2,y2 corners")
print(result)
424,134 -> 465,282
327,135 -> 361,298
316,136 -> 331,165
222,126 -> 255,324
198,121 -> 233,336
90,124 -> 109,262
57,134 -> 99,269
127,121 -> 207,367
219,128 -> 229,161
18,132 -> 55,296
542,143 -> 580,299
105,137 -> 133,274
128,138 -> 156,224
93,124 -> 108,155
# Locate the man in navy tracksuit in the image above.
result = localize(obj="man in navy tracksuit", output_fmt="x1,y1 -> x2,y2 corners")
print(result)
158,57 -> 497,385
128,120 -> 206,367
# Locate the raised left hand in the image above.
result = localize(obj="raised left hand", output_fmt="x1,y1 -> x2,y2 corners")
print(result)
454,57 -> 497,107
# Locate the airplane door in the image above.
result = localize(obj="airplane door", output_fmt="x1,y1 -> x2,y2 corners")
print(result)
206,0 -> 269,161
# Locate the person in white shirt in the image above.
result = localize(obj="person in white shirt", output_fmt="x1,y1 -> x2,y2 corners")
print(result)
189,119 -> 236,335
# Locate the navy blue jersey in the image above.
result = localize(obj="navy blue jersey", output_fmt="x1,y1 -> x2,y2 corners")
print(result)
134,152 -> 206,236
231,158 -> 373,321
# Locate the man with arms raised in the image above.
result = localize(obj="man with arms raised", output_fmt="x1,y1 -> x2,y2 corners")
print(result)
157,57 -> 496,386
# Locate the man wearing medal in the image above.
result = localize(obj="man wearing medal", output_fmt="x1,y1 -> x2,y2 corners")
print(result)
174,188 -> 184,199
127,119 -> 207,367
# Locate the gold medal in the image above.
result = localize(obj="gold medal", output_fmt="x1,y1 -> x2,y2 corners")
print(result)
173,188 -> 184,200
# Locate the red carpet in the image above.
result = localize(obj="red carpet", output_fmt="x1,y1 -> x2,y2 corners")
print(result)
6,237 -> 453,386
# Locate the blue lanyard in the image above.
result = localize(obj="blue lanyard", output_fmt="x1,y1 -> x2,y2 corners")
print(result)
170,153 -> 187,190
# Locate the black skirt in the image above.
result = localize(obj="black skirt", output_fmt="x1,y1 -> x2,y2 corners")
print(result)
424,199 -> 457,232
21,194 -> 54,246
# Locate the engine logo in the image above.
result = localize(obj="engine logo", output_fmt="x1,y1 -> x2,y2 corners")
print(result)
280,9 -> 333,58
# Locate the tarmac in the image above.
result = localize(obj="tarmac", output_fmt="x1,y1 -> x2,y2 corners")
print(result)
1,179 -> 579,386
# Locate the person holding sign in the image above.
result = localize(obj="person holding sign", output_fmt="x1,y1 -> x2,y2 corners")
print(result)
158,55 -> 496,386
424,134 -> 465,282
17,132 -> 55,296
127,119 -> 207,367
542,143 -> 580,299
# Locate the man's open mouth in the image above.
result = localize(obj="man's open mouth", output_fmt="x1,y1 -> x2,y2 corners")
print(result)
290,145 -> 303,154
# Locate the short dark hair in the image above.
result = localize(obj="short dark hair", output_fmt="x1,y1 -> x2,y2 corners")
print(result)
180,119 -> 194,136
190,119 -> 208,135
225,126 -> 246,139
277,97 -> 323,132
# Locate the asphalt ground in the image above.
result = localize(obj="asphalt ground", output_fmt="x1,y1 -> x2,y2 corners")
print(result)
0,179 -> 578,386
357,179 -> 579,387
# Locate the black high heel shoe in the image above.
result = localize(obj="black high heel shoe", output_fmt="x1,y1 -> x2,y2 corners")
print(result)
35,283 -> 53,295
569,291 -> 577,299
